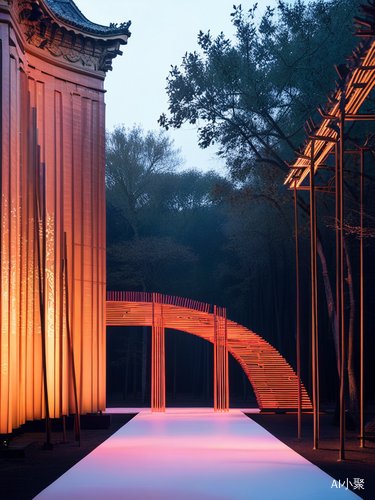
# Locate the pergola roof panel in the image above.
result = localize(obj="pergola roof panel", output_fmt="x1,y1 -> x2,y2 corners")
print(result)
285,2 -> 375,188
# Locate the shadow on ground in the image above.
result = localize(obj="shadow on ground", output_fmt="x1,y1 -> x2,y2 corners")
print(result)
248,412 -> 375,500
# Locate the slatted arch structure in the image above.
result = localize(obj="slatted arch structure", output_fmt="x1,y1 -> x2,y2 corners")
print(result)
107,292 -> 313,412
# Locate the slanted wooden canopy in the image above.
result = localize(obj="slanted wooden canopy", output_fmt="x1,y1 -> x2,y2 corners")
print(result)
285,2 -> 375,189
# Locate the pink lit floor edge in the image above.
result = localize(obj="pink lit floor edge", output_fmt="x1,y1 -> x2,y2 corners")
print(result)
33,408 -> 360,500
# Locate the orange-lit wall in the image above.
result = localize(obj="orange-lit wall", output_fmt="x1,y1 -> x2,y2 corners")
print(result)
0,9 -> 106,434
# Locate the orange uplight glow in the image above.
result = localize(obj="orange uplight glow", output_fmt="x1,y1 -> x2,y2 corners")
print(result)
0,1 -> 128,435
151,300 -> 166,412
107,292 -> 312,412
214,306 -> 229,412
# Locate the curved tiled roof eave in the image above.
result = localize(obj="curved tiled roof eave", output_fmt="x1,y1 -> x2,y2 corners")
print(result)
43,0 -> 131,39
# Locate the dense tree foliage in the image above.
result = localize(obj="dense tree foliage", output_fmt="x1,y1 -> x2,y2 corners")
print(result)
106,125 -> 183,239
106,1 -> 375,417
157,0 -> 375,420
105,128 -> 354,408
106,126 -> 238,404
159,0 -> 360,181
106,126 -> 225,295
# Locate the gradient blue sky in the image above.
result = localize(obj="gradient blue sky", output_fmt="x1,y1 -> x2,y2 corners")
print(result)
74,0 -> 277,172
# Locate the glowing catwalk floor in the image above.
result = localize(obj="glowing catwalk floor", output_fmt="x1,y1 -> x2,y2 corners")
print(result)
34,408 -> 360,500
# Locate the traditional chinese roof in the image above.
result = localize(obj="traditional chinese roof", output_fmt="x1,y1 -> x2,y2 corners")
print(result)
44,0 -> 131,38
17,0 -> 131,72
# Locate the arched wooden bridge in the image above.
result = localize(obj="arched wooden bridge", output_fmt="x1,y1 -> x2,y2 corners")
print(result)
107,292 -> 312,412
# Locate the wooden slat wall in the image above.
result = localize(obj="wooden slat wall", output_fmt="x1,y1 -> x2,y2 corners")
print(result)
151,302 -> 165,412
214,307 -> 229,412
0,23 -> 107,434
107,299 -> 313,411
0,23 -> 23,434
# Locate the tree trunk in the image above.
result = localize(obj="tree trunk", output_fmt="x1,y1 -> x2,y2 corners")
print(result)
269,245 -> 282,350
141,284 -> 148,404
133,349 -> 137,400
123,333 -> 131,400
173,333 -> 177,399
243,371 -> 247,401
344,238 -> 359,418
317,237 -> 339,375
317,234 -> 358,421
141,326 -> 147,403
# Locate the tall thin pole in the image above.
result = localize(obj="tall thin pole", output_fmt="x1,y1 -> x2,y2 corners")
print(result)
294,182 -> 302,440
225,311 -> 229,410
314,166 -> 320,443
214,305 -> 218,411
60,209 -> 67,443
35,157 -> 52,450
360,148 -> 365,448
64,232 -> 81,446
310,140 -> 319,450
335,139 -> 342,437
339,93 -> 346,461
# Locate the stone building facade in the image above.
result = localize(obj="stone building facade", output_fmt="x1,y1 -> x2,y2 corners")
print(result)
0,0 -> 129,434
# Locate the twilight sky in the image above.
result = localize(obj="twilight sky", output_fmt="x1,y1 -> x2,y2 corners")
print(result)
74,0 -> 277,173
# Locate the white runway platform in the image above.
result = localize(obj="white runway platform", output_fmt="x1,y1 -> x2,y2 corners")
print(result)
34,408 -> 360,500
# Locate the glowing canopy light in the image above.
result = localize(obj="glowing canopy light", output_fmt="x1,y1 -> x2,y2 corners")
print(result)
285,3 -> 375,189
0,0 -> 130,435
107,292 -> 313,412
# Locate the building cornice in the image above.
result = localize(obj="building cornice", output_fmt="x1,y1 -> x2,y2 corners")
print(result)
14,0 -> 130,73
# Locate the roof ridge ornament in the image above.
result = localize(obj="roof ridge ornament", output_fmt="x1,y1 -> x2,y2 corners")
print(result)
17,0 -> 131,72
40,0 -> 131,37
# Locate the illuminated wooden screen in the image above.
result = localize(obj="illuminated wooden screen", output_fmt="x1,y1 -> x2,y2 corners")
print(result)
151,302 -> 165,412
107,292 -> 313,411
0,1 -> 130,434
214,306 -> 229,412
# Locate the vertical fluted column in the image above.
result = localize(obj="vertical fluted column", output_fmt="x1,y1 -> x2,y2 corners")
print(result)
214,306 -> 229,412
151,296 -> 165,412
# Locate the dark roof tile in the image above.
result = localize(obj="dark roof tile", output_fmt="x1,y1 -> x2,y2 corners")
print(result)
44,0 -> 131,37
